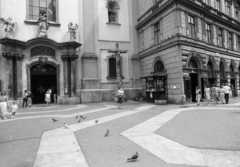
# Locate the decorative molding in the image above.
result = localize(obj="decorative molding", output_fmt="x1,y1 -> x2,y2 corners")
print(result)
61,54 -> 78,61
2,52 -> 24,61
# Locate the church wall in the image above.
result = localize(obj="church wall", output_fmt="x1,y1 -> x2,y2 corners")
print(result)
0,0 -> 80,43
97,0 -> 129,42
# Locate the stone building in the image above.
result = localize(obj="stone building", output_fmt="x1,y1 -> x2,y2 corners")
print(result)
137,0 -> 240,103
0,0 -> 140,104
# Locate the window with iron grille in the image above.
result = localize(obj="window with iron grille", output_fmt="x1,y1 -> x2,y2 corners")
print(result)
216,0 -> 220,11
228,31 -> 233,49
188,15 -> 195,38
154,22 -> 160,45
206,23 -> 211,44
218,28 -> 223,47
226,0 -> 230,16
29,0 -> 56,21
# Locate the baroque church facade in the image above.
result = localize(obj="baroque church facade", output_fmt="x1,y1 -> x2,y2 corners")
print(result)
0,0 -> 140,104
137,0 -> 240,103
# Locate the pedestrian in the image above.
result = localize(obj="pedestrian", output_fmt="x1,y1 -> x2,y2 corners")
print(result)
211,85 -> 218,105
22,90 -> 28,108
9,101 -> 18,119
231,84 -> 235,97
45,88 -> 52,106
27,90 -> 34,108
223,83 -> 230,104
204,85 -> 211,105
117,87 -> 124,109
218,85 -> 225,104
215,85 -> 219,104
0,91 -> 8,119
195,86 -> 201,105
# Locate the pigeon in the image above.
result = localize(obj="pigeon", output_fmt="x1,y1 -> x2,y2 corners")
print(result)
104,129 -> 109,137
127,152 -> 138,162
52,118 -> 58,122
64,123 -> 69,129
80,115 -> 86,119
75,115 -> 79,119
95,119 -> 98,124
78,119 -> 81,123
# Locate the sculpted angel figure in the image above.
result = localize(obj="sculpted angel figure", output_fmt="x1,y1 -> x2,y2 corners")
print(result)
68,22 -> 78,41
38,12 -> 49,38
0,17 -> 18,38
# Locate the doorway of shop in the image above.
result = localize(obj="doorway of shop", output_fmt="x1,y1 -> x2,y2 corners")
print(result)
190,73 -> 198,102
30,64 -> 57,104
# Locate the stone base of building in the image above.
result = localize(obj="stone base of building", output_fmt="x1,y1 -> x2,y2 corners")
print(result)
58,96 -> 80,105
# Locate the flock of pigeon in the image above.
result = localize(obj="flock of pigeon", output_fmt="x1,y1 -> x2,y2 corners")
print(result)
51,115 -> 139,162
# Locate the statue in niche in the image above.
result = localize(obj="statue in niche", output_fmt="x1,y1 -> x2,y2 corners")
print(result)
68,22 -> 78,41
38,12 -> 49,38
108,4 -> 116,22
0,17 -> 18,38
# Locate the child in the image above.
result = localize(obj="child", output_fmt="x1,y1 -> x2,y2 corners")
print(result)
10,101 -> 18,119
117,87 -> 124,109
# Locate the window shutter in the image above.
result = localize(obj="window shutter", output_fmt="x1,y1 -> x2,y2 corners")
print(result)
195,17 -> 198,39
210,24 -> 214,44
202,19 -> 206,41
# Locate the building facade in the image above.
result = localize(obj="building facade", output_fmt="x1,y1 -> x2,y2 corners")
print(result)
137,0 -> 240,103
0,0 -> 140,104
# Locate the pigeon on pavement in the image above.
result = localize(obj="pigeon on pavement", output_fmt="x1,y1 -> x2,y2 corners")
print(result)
104,129 -> 109,137
78,119 -> 81,123
75,115 -> 79,119
52,118 -> 58,122
95,119 -> 98,124
127,152 -> 138,162
80,115 -> 86,119
64,123 -> 69,129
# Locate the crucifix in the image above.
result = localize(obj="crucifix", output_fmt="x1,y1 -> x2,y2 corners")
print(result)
108,43 -> 127,88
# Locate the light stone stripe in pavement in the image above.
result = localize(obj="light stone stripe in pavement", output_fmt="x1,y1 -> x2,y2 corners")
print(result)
121,107 -> 240,167
33,105 -> 155,167
0,104 -> 116,123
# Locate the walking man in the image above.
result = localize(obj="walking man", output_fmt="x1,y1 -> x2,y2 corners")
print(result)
223,83 -> 231,104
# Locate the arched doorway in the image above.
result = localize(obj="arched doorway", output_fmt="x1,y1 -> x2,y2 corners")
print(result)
219,61 -> 227,86
30,64 -> 57,104
188,58 -> 199,102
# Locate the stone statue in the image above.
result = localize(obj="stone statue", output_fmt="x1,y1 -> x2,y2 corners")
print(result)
37,12 -> 49,38
0,17 -> 18,38
68,22 -> 78,41
108,4 -> 116,22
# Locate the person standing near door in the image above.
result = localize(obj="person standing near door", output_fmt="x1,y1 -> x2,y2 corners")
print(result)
45,88 -> 52,106
195,86 -> 201,105
223,83 -> 231,104
22,90 -> 28,108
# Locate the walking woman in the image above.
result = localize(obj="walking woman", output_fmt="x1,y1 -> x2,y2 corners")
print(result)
45,88 -> 52,106
195,86 -> 201,105
204,85 -> 211,105
0,91 -> 8,119
117,87 -> 124,109
211,85 -> 217,105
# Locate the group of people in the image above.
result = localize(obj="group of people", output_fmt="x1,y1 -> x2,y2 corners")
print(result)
0,91 -> 18,120
195,83 -> 232,105
22,90 -> 34,108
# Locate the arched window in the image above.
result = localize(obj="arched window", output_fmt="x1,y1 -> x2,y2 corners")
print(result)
219,62 -> 225,79
154,60 -> 164,72
107,0 -> 120,23
207,62 -> 214,78
28,0 -> 57,22
188,59 -> 198,69
230,64 -> 235,78
31,46 -> 55,58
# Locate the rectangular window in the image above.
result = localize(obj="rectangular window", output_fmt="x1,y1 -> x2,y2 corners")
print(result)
237,36 -> 240,51
29,0 -> 56,22
236,7 -> 239,21
228,32 -> 233,49
218,28 -> 223,47
188,15 -> 195,38
109,58 -> 117,77
226,0 -> 230,16
154,22 -> 160,45
216,0 -> 220,11
206,23 -> 211,44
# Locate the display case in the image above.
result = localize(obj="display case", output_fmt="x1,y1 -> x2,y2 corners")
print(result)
145,76 -> 167,103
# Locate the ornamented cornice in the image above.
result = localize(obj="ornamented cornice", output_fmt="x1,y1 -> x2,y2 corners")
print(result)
2,52 -> 24,61
61,54 -> 79,61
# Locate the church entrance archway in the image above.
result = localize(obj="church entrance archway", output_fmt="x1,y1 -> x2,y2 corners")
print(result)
30,64 -> 57,104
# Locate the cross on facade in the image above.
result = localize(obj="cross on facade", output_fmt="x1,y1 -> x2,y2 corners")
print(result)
108,43 -> 127,88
